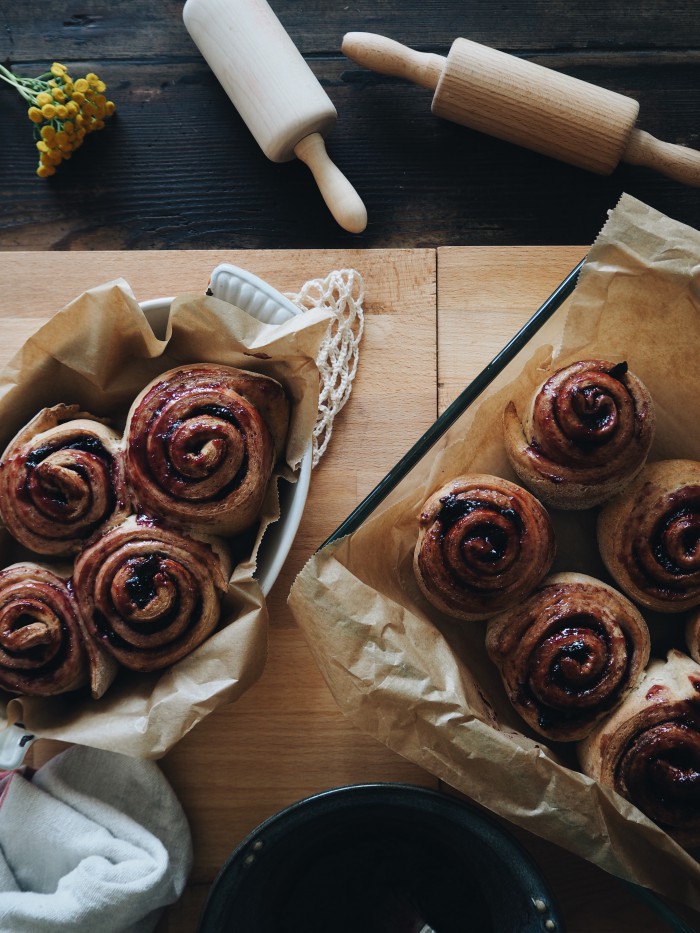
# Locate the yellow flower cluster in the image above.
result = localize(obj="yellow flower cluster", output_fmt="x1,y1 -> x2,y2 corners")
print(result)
0,61 -> 115,177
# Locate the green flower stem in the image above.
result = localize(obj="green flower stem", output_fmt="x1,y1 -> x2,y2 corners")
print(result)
0,65 -> 37,104
0,80 -> 34,105
0,65 -> 56,100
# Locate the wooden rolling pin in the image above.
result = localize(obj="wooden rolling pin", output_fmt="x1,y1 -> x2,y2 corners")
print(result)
342,32 -> 700,186
183,0 -> 367,232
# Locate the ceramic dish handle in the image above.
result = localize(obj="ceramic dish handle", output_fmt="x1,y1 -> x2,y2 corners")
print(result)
207,263 -> 300,323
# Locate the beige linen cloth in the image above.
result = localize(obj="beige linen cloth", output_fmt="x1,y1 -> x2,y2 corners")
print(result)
0,745 -> 191,932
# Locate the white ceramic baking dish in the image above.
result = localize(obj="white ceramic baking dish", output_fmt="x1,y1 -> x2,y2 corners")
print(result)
0,263 -> 312,768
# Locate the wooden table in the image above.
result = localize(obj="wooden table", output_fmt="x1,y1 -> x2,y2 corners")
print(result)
5,248 -> 700,932
2,1 -> 700,929
0,1 -> 699,249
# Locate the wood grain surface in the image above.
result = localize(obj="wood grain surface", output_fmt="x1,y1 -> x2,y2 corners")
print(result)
5,247 -> 700,932
0,1 -> 698,250
3,1 -> 699,929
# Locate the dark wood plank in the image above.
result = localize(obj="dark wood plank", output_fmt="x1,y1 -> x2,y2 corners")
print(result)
1,0 -> 698,251
2,0 -> 699,60
0,57 -> 698,250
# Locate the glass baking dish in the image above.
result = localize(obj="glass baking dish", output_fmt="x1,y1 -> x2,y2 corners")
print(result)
320,258 -> 695,933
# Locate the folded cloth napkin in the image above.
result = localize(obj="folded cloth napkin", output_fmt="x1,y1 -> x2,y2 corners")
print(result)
0,744 -> 192,932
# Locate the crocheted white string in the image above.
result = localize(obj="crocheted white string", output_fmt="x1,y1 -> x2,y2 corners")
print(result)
287,269 -> 365,467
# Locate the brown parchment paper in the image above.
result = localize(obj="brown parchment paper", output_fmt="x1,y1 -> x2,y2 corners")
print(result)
0,278 -> 332,758
288,194 -> 700,910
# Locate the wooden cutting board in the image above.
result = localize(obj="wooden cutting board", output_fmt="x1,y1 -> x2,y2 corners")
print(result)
7,247 -> 682,933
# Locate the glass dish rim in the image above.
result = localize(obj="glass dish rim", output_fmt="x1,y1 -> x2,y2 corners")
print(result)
322,257 -> 585,548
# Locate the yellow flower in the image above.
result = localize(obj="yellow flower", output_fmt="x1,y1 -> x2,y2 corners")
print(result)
1,60 -> 115,178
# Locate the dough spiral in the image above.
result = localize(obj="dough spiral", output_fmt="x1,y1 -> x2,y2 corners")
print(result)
503,360 -> 655,509
598,459 -> 700,613
72,515 -> 230,673
0,404 -> 128,555
486,572 -> 650,741
0,563 -> 88,696
124,364 -> 289,535
578,649 -> 700,847
413,474 -> 555,621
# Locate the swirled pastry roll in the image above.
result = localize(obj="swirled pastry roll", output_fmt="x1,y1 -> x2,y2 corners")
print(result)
598,460 -> 700,613
72,515 -> 231,674
578,649 -> 700,847
124,364 -> 289,536
486,572 -> 650,742
0,404 -> 129,555
503,360 -> 655,509
413,475 -> 555,621
0,563 -> 88,696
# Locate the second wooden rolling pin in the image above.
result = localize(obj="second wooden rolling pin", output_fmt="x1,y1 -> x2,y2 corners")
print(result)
342,32 -> 700,187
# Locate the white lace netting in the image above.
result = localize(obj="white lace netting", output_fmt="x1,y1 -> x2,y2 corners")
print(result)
287,269 -> 365,467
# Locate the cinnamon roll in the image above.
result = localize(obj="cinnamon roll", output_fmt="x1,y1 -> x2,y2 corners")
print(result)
503,360 -> 655,509
72,515 -> 231,673
124,364 -> 289,535
413,474 -> 555,621
598,460 -> 700,613
0,563 -> 88,696
0,404 -> 129,555
486,572 -> 650,742
578,649 -> 700,847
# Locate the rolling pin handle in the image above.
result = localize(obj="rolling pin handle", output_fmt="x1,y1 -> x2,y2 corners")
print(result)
342,32 -> 445,91
623,128 -> 700,187
293,133 -> 368,234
